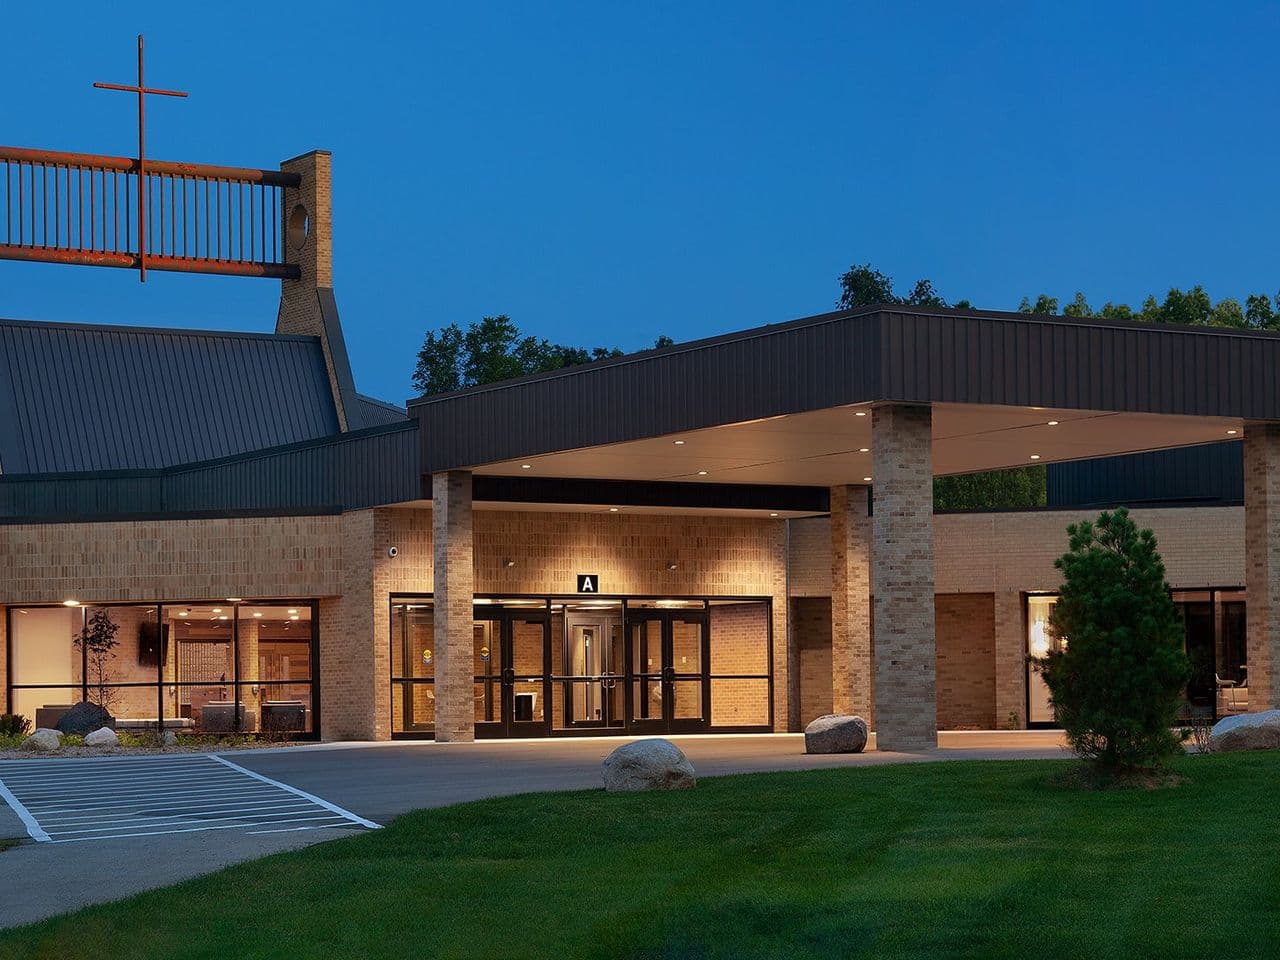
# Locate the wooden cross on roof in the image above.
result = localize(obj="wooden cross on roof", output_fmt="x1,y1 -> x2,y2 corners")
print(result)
93,34 -> 188,282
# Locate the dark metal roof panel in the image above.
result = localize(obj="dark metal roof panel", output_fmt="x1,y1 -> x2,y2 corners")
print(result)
0,318 -> 340,474
409,305 -> 1280,474
1047,441 -> 1243,508
0,421 -> 419,521
412,310 -> 880,473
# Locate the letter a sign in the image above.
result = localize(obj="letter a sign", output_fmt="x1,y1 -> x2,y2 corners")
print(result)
577,574 -> 599,594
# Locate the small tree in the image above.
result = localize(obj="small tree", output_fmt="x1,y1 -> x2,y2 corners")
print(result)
1041,509 -> 1190,778
73,609 -> 120,712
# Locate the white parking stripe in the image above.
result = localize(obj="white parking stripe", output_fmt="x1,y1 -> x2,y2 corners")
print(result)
209,755 -> 382,830
0,754 -> 379,843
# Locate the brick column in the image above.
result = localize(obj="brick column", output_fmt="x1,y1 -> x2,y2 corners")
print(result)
993,589 -> 1025,728
830,485 -> 872,720
275,150 -> 349,430
433,471 -> 475,742
1245,424 -> 1280,711
871,403 -> 937,751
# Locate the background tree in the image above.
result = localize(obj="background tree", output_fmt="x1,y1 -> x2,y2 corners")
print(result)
413,316 -> 655,397
1040,509 -> 1189,779
73,609 -> 121,713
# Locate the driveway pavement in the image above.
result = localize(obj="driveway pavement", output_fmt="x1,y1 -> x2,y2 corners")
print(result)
0,730 -> 1066,928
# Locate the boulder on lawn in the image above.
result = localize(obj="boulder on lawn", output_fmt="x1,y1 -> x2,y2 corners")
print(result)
162,730 -> 178,747
84,726 -> 120,747
602,738 -> 696,792
804,714 -> 869,754
55,701 -> 113,736
1209,709 -> 1280,752
20,728 -> 62,752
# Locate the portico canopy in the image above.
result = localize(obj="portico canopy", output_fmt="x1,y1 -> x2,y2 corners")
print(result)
409,304 -> 1275,486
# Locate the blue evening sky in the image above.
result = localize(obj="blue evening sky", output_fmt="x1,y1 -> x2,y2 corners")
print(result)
3,2 -> 1278,404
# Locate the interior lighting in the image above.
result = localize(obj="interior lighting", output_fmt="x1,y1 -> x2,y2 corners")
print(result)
1227,429 -> 1238,436
1047,420 -> 1059,426
62,599 -> 80,607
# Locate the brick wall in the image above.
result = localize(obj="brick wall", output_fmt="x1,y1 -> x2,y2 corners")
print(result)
792,597 -> 833,725
871,404 -> 937,750
0,516 -> 344,603
935,594 -> 995,729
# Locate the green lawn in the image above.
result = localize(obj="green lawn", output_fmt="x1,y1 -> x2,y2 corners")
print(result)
4,754 -> 1279,960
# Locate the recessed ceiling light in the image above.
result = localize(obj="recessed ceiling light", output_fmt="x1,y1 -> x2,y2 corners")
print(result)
521,463 -> 532,469
854,411 -> 867,417
697,470 -> 708,476
1029,454 -> 1041,460
289,614 -> 300,621
673,440 -> 685,445
218,615 -> 229,621
226,597 -> 242,603
252,611 -> 263,618
287,608 -> 298,614
859,447 -> 869,453
62,599 -> 80,607
862,476 -> 872,482
609,507 -> 619,512
769,512 -> 779,518
212,607 -> 223,614
1227,429 -> 1238,435
1047,420 -> 1059,426
177,611 -> 188,618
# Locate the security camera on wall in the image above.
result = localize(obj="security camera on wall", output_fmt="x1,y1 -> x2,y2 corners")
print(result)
387,546 -> 399,559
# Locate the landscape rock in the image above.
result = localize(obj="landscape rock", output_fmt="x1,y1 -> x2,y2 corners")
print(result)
602,738 -> 696,792
805,714 -> 869,754
163,730 -> 178,747
1209,709 -> 1280,752
84,726 -> 120,747
55,701 -> 114,736
20,728 -> 62,752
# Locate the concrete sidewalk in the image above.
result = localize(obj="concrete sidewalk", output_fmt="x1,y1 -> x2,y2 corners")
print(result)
0,730 -> 1067,929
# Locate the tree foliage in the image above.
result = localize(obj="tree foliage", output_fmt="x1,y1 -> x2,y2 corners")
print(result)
73,609 -> 121,712
837,263 -> 949,309
1040,509 -> 1190,777
413,315 -> 633,397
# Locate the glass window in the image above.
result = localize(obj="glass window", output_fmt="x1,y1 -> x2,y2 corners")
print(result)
391,600 -> 435,735
1026,595 -> 1062,725
241,604 -> 314,736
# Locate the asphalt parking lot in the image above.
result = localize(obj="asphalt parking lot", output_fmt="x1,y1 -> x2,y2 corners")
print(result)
0,731 -> 1066,928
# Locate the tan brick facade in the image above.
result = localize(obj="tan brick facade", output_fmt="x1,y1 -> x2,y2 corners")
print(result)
830,484 -> 871,718
273,150 -> 348,430
1244,425 -> 1280,711
433,472 -> 476,742
0,490 -> 1254,740
871,404 -> 937,750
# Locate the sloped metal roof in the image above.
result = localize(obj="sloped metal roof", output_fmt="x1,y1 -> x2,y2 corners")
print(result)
0,317 -> 341,474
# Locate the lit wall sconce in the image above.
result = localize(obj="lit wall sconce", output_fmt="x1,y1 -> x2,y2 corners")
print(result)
666,562 -> 678,571
504,558 -> 516,568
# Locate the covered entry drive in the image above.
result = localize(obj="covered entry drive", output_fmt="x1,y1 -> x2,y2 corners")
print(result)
390,597 -> 773,739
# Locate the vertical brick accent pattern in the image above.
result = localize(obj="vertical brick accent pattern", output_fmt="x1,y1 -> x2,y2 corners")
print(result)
871,403 -> 937,751
1245,425 -> 1280,711
433,472 -> 475,742
792,597 -> 833,725
992,589 -> 1025,727
934,594 -> 995,729
830,485 -> 872,718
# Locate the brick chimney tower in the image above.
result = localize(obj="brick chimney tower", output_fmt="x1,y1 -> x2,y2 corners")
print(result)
275,149 -> 356,431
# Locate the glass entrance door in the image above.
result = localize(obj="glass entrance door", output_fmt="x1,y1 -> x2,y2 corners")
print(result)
473,607 -> 550,738
556,609 -> 625,732
627,610 -> 709,734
